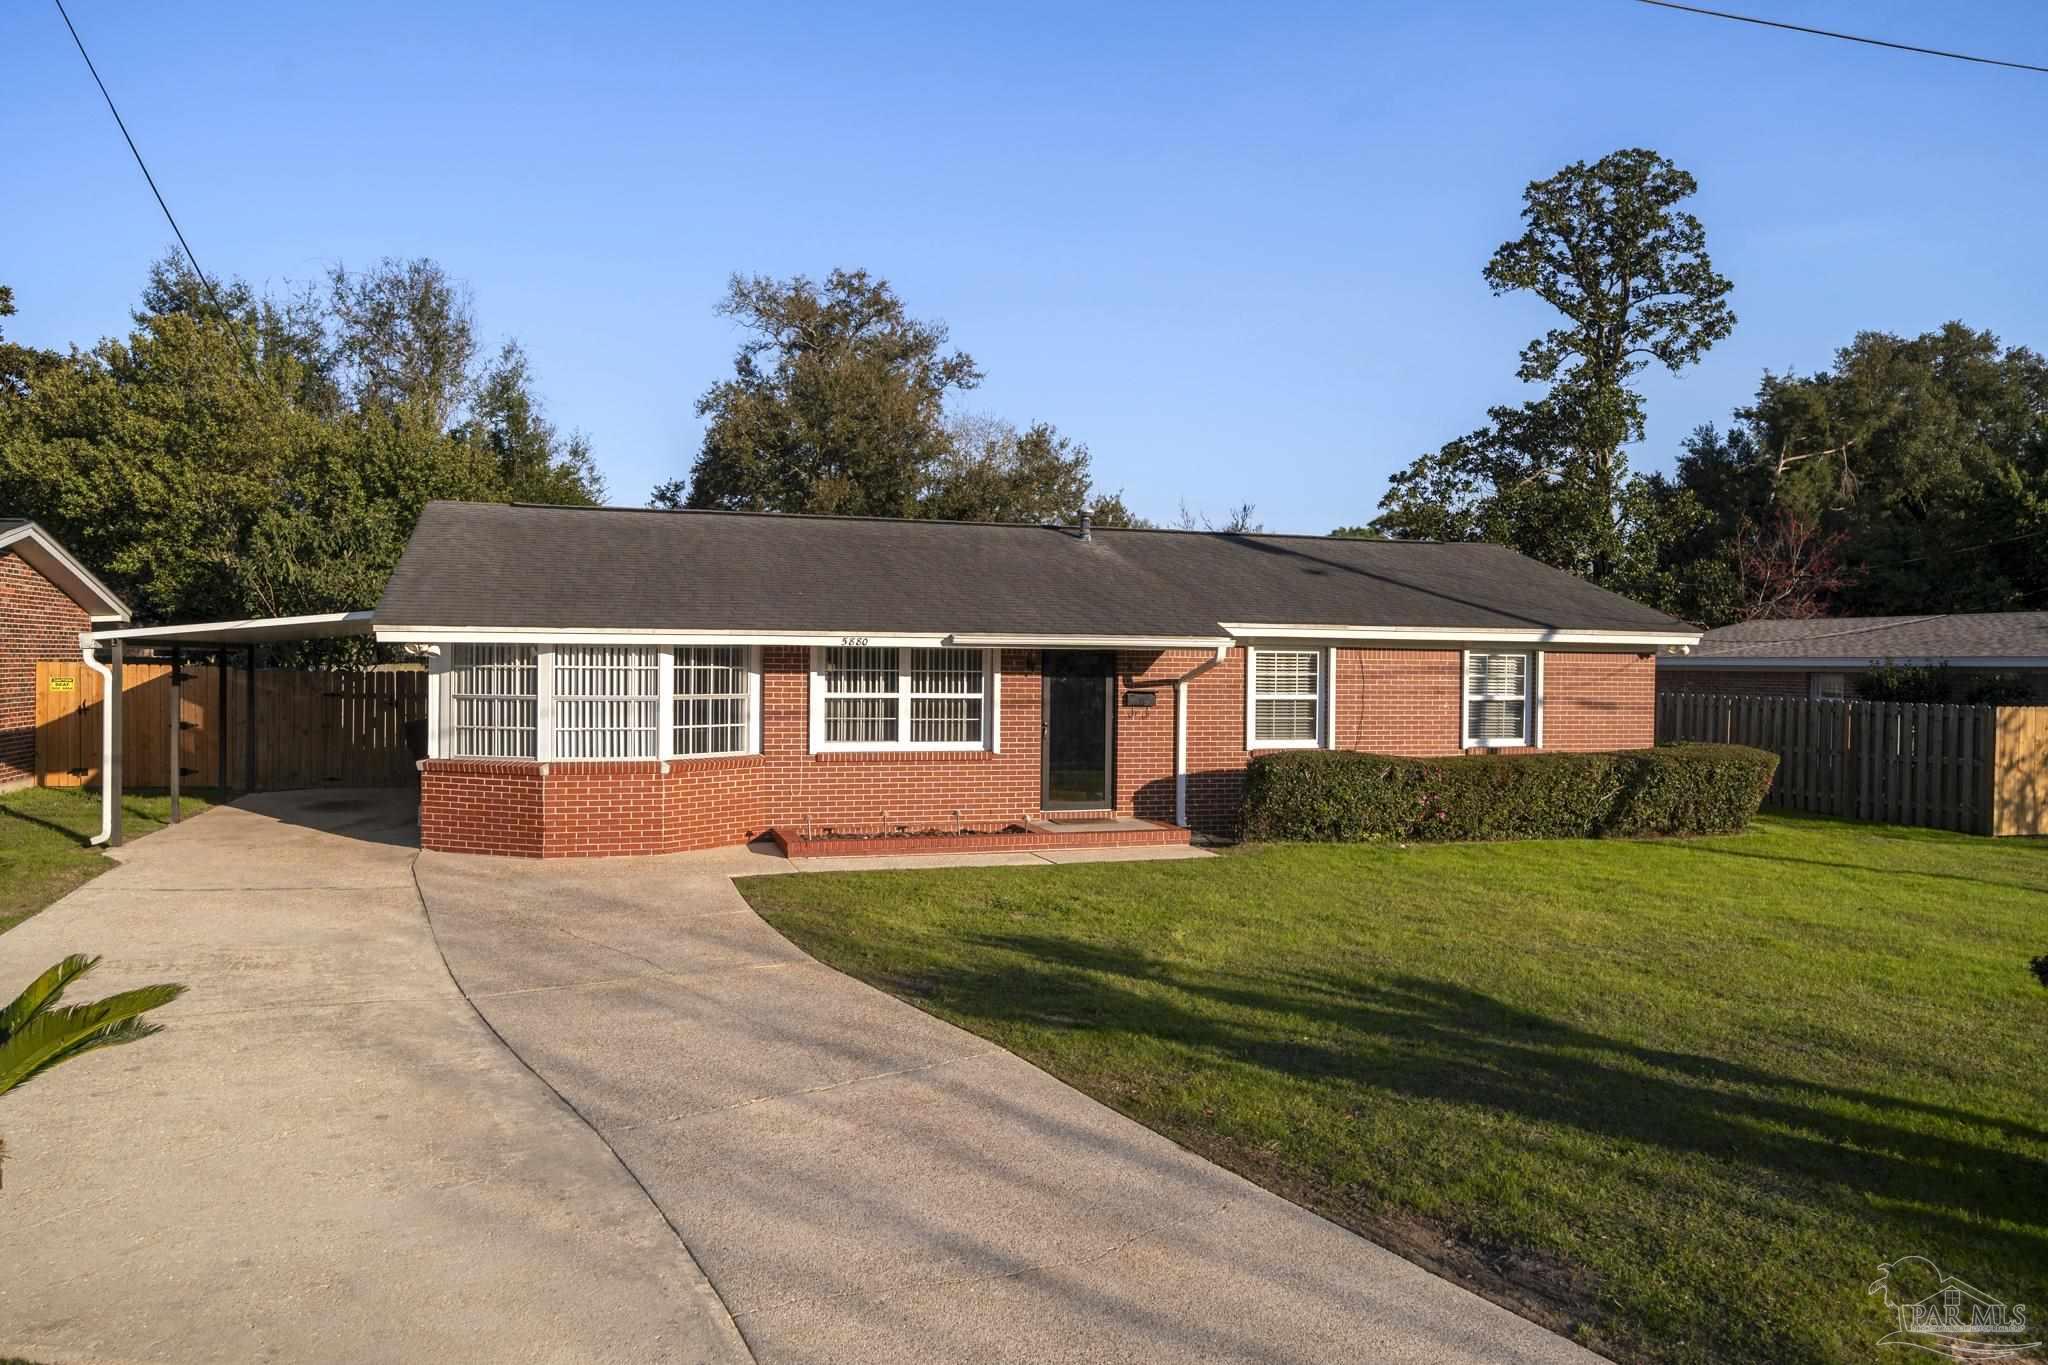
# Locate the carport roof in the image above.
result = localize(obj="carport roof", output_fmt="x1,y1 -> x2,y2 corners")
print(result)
88,611 -> 376,649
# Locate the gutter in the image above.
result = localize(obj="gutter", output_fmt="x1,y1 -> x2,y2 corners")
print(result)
78,633 -> 113,846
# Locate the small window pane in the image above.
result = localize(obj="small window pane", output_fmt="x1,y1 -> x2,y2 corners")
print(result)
1467,698 -> 1525,741
1466,652 -> 1526,697
824,647 -> 896,694
675,646 -> 750,756
826,696 -> 899,743
451,644 -> 538,758
1255,697 -> 1318,742
555,646 -> 660,759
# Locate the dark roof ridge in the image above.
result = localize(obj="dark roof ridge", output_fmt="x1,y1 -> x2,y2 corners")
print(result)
498,500 -> 1451,544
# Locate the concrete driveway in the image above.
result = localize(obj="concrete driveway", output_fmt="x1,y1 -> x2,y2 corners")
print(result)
0,791 -> 746,1365
418,846 -> 1603,1365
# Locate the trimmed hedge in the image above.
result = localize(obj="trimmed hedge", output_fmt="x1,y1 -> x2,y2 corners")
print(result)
1240,743 -> 1779,843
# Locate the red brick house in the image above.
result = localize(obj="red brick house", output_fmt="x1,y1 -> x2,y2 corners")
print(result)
0,519 -> 130,789
360,502 -> 1699,857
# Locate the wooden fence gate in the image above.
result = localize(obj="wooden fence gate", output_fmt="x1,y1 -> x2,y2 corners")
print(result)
1657,691 -> 2048,836
34,661 -> 425,791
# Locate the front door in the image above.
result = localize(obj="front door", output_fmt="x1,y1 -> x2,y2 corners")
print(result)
1042,651 -> 1114,810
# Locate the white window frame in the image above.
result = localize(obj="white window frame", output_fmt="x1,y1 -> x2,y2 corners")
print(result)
430,641 -> 764,763
1462,649 -> 1541,749
668,645 -> 761,759
445,643 -> 540,759
1245,645 -> 1333,751
809,646 -> 998,753
1809,672 -> 1847,701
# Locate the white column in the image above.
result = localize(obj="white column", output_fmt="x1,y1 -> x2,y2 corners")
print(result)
657,645 -> 676,760
536,646 -> 557,762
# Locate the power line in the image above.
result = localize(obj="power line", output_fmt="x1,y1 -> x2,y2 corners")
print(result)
51,0 -> 241,327
1633,0 -> 2048,75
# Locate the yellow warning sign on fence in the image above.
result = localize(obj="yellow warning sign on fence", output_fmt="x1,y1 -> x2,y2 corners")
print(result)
47,676 -> 75,693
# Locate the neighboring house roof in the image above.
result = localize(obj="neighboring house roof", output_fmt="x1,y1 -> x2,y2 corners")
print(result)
1667,613 -> 2048,667
0,518 -> 131,622
373,501 -> 1695,644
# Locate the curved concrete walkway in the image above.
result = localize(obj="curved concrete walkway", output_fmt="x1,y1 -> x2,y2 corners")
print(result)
0,792 -> 746,1365
418,844 -> 1605,1365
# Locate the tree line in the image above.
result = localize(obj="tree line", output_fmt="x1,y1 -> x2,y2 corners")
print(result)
1369,148 -> 2048,626
0,257 -> 602,627
6,153 -> 2041,632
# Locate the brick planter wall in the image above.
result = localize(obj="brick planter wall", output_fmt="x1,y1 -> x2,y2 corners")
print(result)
415,645 -> 1664,857
1,549 -> 92,790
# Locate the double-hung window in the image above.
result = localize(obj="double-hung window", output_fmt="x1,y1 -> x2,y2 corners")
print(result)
1464,651 -> 1535,747
449,644 -> 539,758
674,646 -> 753,756
815,646 -> 990,750
554,647 -> 661,758
1248,648 -> 1325,748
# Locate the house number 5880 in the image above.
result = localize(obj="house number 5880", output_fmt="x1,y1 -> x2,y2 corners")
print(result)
840,636 -> 869,647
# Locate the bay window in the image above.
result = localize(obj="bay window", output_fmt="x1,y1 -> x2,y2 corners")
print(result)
1464,651 -> 1536,747
814,646 -> 991,750
1248,647 -> 1327,748
436,642 -> 759,761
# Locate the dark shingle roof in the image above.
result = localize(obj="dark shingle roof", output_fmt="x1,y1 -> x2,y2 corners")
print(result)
1688,614 -> 2048,662
374,502 -> 1691,637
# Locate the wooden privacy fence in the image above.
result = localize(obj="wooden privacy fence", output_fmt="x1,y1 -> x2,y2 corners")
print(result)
34,661 -> 425,791
1657,691 -> 2048,836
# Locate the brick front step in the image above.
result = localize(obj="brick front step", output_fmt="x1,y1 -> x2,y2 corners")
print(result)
770,819 -> 1190,859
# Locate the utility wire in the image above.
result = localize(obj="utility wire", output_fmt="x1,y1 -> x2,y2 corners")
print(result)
1634,0 -> 2048,75
52,0 -> 250,352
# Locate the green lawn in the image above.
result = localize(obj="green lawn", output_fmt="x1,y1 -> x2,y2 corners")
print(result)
739,816 -> 2048,1365
0,786 -> 217,935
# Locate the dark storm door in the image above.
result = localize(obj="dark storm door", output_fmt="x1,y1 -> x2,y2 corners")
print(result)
1042,651 -> 1114,809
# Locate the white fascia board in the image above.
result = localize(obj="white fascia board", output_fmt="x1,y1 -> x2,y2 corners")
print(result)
1220,623 -> 1701,648
1661,654 -> 2048,670
90,610 -> 374,644
373,625 -> 954,647
0,522 -> 131,621
945,633 -> 1235,650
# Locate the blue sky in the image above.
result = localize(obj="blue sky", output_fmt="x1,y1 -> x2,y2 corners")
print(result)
7,1 -> 2045,532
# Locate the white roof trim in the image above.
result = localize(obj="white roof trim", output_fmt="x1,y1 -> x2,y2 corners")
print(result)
1219,623 -> 1701,648
374,625 -> 958,647
90,611 -> 375,645
1661,654 -> 2048,670
0,522 -> 130,621
946,633 -> 1235,649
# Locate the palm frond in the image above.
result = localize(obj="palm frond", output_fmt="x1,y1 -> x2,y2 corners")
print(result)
0,954 -> 100,1044
0,981 -> 186,1098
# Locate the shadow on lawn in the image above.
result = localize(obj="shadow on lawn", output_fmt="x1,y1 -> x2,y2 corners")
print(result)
1656,839 -> 2048,895
928,933 -> 2048,1271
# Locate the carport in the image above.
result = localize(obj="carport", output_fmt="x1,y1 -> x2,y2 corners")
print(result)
81,611 -> 376,847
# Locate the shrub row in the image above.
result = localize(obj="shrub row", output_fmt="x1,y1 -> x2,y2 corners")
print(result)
1240,743 -> 1779,843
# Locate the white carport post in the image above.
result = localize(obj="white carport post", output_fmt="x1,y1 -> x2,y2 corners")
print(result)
82,611 -> 378,852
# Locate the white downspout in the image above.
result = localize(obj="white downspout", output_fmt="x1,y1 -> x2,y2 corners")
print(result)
79,632 -> 113,846
1174,644 -> 1230,828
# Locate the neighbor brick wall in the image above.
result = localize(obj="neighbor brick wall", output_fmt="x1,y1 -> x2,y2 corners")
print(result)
416,643 -> 1667,856
0,549 -> 92,789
